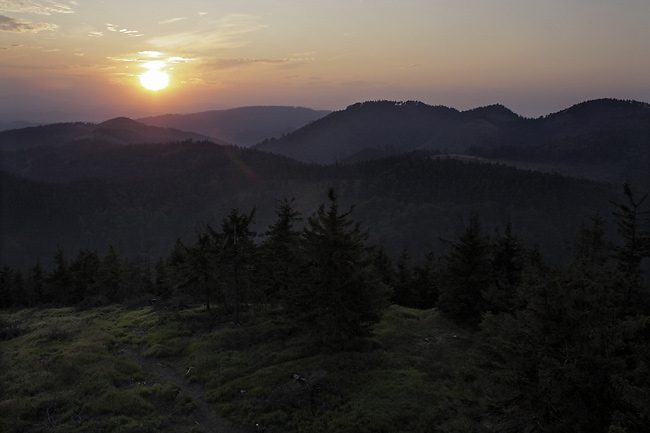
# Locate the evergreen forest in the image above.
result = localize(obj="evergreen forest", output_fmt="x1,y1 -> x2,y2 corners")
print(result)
1,99 -> 649,432
1,180 -> 649,432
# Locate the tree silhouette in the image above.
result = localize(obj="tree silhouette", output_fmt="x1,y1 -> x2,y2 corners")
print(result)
296,188 -> 387,350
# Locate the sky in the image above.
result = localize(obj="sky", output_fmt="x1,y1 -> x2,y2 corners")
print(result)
1,0 -> 649,122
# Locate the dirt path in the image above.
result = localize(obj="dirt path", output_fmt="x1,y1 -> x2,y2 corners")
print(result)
122,345 -> 246,433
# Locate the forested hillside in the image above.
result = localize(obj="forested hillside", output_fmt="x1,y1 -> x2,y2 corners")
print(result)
254,99 -> 650,181
1,180 -> 648,433
0,118 -> 218,152
1,142 -> 618,270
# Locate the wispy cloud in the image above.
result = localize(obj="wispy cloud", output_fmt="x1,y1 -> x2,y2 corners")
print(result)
140,50 -> 163,58
106,23 -> 141,37
200,58 -> 291,71
159,17 -> 186,25
0,14 -> 58,32
0,0 -> 75,15
87,31 -> 102,37
148,13 -> 266,52
167,56 -> 195,63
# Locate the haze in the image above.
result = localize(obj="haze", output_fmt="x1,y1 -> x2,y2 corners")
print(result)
1,0 -> 649,122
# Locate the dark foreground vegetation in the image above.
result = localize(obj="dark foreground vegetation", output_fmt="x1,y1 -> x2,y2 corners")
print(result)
1,183 -> 649,432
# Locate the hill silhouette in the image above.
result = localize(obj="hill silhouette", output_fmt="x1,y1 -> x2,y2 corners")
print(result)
0,117 -> 220,152
254,99 -> 650,168
139,106 -> 330,147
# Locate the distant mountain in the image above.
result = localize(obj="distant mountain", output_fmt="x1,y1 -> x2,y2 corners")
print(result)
254,99 -> 650,167
0,117 -> 220,152
91,117 -> 221,146
138,106 -> 331,147
0,121 -> 40,132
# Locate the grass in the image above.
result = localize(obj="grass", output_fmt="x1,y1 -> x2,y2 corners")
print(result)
1,303 -> 482,432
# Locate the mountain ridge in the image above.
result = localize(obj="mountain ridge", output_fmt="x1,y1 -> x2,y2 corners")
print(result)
253,98 -> 650,170
138,106 -> 331,147
0,118 -> 220,152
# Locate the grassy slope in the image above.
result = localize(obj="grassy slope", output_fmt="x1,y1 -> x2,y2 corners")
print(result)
1,304 -> 481,433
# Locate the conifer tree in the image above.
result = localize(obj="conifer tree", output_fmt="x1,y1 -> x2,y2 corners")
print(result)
219,208 -> 257,323
98,245 -> 123,302
610,182 -> 650,310
69,249 -> 101,304
372,247 -> 396,292
611,182 -> 649,278
28,262 -> 45,305
259,198 -> 302,304
437,215 -> 492,325
478,225 -> 649,433
12,271 -> 26,306
570,213 -> 611,269
296,188 -> 387,350
0,266 -> 15,308
46,248 -> 71,304
410,251 -> 439,309
175,230 -> 220,311
487,221 -> 526,313
392,248 -> 414,306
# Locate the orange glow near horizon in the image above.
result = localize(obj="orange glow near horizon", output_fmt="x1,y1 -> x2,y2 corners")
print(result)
1,1 -> 648,120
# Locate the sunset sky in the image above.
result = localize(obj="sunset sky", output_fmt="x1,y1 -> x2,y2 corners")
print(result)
1,0 -> 649,122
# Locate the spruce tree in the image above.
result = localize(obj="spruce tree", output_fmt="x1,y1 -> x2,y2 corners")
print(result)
478,228 -> 650,433
219,208 -> 257,323
259,198 -> 302,304
0,266 -> 15,308
487,220 -> 526,313
28,262 -> 45,305
296,188 -> 386,350
610,182 -> 650,311
175,230 -> 220,311
437,215 -> 492,325
69,249 -> 101,304
46,248 -> 71,304
410,251 -> 439,309
393,248 -> 414,306
97,245 -> 123,302
611,182 -> 649,279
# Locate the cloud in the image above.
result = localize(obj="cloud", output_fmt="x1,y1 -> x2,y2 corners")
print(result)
167,56 -> 195,63
216,13 -> 267,33
106,23 -> 141,37
140,50 -> 163,58
87,31 -> 102,37
201,58 -> 291,71
159,17 -> 186,25
0,0 -> 75,15
148,14 -> 266,52
0,14 -> 58,32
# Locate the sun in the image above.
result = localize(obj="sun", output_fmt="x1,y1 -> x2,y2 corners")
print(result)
139,70 -> 169,91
